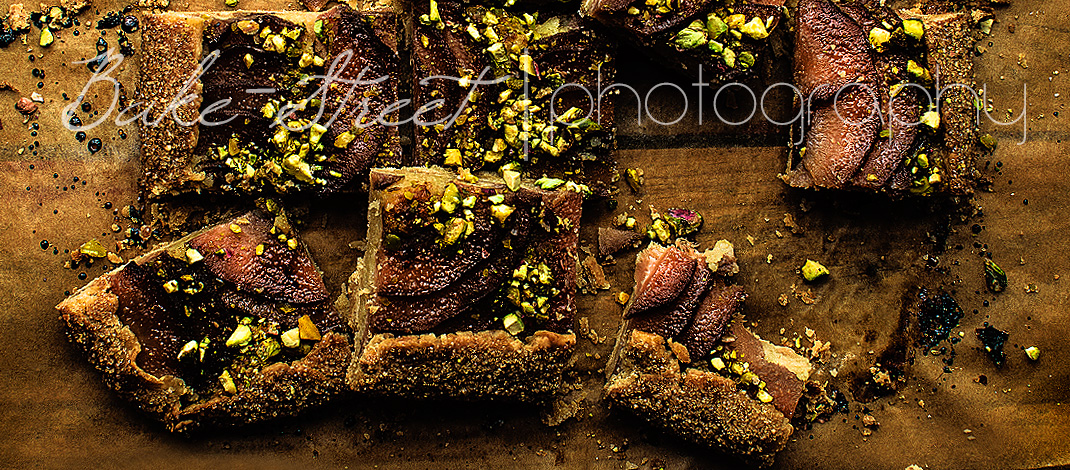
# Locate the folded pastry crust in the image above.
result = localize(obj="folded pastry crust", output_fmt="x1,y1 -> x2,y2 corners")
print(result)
57,214 -> 350,431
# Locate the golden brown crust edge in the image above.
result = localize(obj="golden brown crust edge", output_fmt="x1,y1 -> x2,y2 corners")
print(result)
56,265 -> 351,432
349,330 -> 575,401
137,13 -> 206,198
605,330 -> 793,468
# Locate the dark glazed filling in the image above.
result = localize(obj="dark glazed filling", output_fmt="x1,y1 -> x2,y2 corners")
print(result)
581,0 -> 783,83
110,212 -> 344,402
370,178 -> 581,336
412,1 -> 615,173
195,7 -> 399,196
789,0 -> 942,193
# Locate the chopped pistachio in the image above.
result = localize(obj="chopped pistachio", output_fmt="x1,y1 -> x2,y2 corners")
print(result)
616,291 -> 630,305
261,102 -> 276,119
518,54 -> 536,75
226,324 -> 253,347
287,238 -> 298,250
738,51 -> 756,69
708,39 -> 723,54
672,20 -> 707,50
163,280 -> 179,293
868,27 -> 891,52
706,14 -> 727,39
801,259 -> 829,281
756,389 -> 774,403
902,19 -> 924,41
920,110 -> 940,129
443,218 -> 467,245
186,248 -> 204,264
237,20 -> 259,35
225,0 -> 238,6
299,51 -> 314,68
725,14 -> 746,29
916,153 -> 930,168
297,314 -> 322,341
627,6 -> 640,15
334,130 -> 356,148
309,123 -> 327,146
503,313 -> 524,335
254,243 -> 265,256
177,340 -> 199,360
39,28 -> 54,47
535,177 -> 565,190
443,148 -> 462,166
980,133 -> 997,150
243,53 -> 254,68
491,204 -> 515,223
219,370 -> 237,394
461,195 -> 477,208
907,59 -> 931,82
722,47 -> 737,68
281,327 -> 301,348
79,239 -> 108,258
503,170 -> 522,192
488,194 -> 506,204
624,168 -> 644,192
711,357 -> 726,370
740,17 -> 769,39
441,183 -> 460,213
1025,346 -> 1040,361
229,223 -> 242,234
428,0 -> 441,23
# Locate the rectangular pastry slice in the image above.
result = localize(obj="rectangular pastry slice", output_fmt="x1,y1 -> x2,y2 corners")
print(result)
57,210 -> 349,432
347,166 -> 581,401
785,0 -> 978,194
137,5 -> 400,198
580,0 -> 786,84
410,1 -> 616,175
605,240 -> 811,468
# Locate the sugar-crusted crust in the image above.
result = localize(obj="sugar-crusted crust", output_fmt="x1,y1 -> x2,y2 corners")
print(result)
349,330 -> 575,401
57,242 -> 350,432
605,330 -> 793,468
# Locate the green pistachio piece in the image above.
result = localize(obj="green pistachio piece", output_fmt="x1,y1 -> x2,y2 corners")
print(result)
801,259 -> 829,281
738,51 -> 755,69
185,247 -> 204,264
722,47 -> 736,68
503,313 -> 524,335
40,28 -> 54,47
979,133 -> 997,150
79,239 -> 108,258
518,54 -> 537,75
710,357 -> 726,370
672,20 -> 707,50
503,170 -> 521,191
706,14 -> 727,39
444,148 -> 462,166
708,39 -> 723,54
725,14 -> 745,29
739,17 -> 769,39
901,19 -> 924,41
226,324 -> 253,347
219,370 -> 237,394
756,389 -> 774,403
1025,346 -> 1040,361
333,130 -> 356,148
225,0 -> 238,7
281,327 -> 301,348
441,183 -> 460,213
428,0 -> 440,22
907,59 -> 932,82
920,110 -> 940,129
916,153 -> 929,169
257,338 -> 281,360
443,217 -> 467,245
868,27 -> 891,52
163,280 -> 179,293
491,204 -> 515,223
535,177 -> 565,189
309,123 -> 327,146
177,340 -> 199,360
